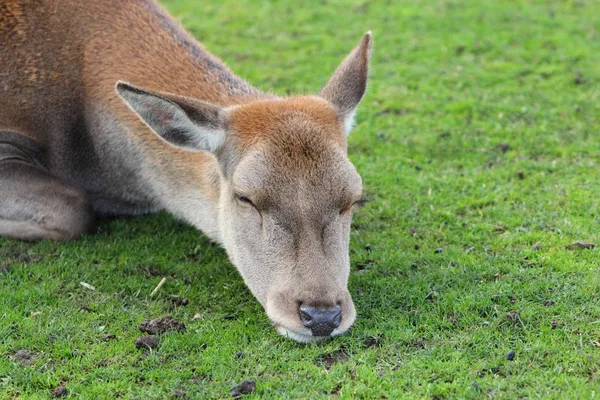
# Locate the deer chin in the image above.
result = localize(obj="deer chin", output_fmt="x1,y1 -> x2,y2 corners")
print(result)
275,325 -> 343,343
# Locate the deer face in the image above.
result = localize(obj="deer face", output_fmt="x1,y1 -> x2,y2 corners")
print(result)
117,33 -> 372,342
216,97 -> 364,341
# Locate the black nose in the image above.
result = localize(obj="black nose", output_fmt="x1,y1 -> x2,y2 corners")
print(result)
299,305 -> 342,337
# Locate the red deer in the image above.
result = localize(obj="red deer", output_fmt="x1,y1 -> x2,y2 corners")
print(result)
0,0 -> 372,342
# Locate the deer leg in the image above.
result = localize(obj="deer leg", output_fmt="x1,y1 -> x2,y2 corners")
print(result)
0,139 -> 95,241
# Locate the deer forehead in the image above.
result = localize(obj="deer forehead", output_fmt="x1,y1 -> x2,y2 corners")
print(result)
228,96 -> 345,147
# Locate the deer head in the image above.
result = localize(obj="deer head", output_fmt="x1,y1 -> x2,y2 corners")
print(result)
117,33 -> 372,342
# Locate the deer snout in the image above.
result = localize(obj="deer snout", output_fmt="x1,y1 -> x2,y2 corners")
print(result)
266,287 -> 355,343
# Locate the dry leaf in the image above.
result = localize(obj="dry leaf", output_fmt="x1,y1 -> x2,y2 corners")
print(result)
80,282 -> 96,290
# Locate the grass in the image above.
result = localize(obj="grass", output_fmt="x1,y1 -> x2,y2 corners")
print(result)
2,0 -> 600,398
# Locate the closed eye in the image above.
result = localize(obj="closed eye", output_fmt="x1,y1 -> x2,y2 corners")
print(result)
235,194 -> 255,207
340,197 -> 369,215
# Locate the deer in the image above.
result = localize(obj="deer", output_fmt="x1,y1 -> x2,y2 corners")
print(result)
0,0 -> 372,343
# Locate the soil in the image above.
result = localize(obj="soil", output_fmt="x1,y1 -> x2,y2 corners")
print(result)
9,350 -> 36,365
135,336 -> 160,350
230,380 -> 256,397
320,350 -> 348,369
52,386 -> 68,397
498,143 -> 511,153
506,310 -> 520,322
139,315 -> 186,335
363,335 -> 382,348
137,264 -> 167,277
566,241 -> 596,250
171,297 -> 189,307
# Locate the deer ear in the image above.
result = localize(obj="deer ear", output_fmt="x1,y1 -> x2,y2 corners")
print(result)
116,82 -> 227,153
320,32 -> 372,136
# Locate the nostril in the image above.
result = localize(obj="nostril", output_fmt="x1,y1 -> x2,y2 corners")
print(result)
299,307 -> 314,326
332,308 -> 342,327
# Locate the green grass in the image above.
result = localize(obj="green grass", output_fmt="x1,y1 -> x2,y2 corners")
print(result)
2,0 -> 600,398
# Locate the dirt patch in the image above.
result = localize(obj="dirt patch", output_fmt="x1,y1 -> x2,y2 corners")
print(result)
413,338 -> 426,349
566,241 -> 596,250
135,336 -> 160,350
170,390 -> 187,398
498,143 -> 511,153
477,365 -> 503,378
139,315 -> 186,335
506,310 -> 520,322
137,264 -> 168,277
363,335 -> 383,348
170,297 -> 189,307
329,382 -> 342,395
9,350 -> 36,365
0,263 -> 10,273
320,350 -> 348,369
52,385 -> 68,397
230,380 -> 256,398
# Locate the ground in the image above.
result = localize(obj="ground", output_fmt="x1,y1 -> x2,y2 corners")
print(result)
1,0 -> 599,398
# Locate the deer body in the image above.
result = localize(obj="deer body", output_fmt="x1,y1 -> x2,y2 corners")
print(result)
1,0 -> 261,233
0,0 -> 372,342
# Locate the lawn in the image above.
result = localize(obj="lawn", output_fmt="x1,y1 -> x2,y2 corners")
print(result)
1,0 -> 600,398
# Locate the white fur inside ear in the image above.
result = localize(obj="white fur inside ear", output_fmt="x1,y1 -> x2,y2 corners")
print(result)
197,127 -> 226,153
119,87 -> 225,153
169,109 -> 225,153
342,108 -> 357,136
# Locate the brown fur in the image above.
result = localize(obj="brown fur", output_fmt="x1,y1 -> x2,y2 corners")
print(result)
0,0 -> 372,342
